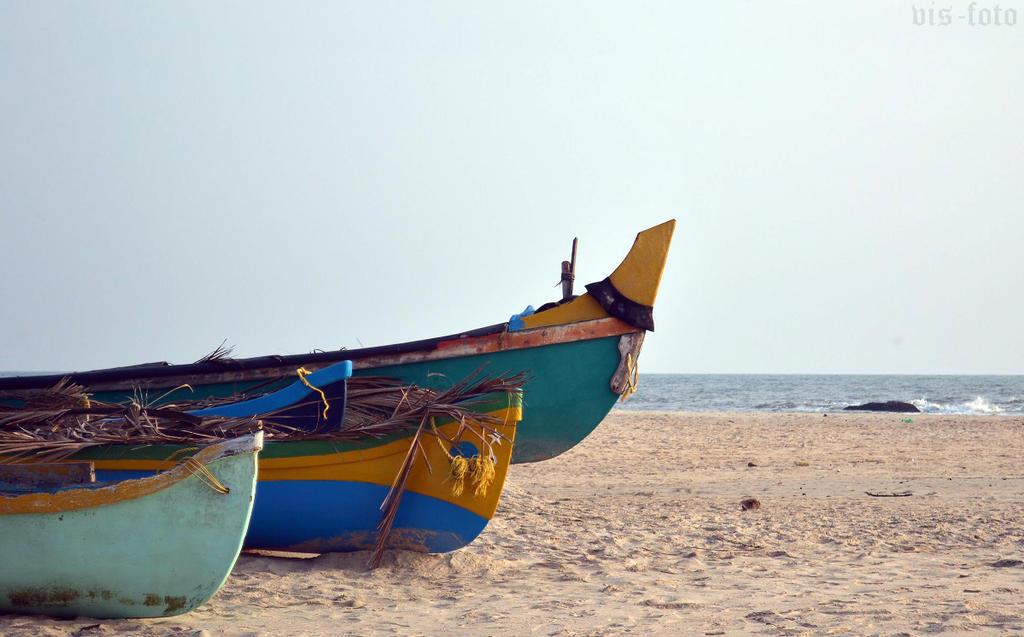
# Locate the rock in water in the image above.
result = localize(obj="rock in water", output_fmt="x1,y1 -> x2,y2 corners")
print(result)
843,401 -> 920,413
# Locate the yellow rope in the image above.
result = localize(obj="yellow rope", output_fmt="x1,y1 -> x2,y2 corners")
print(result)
431,417 -> 495,498
449,456 -> 469,497
164,446 -> 200,463
619,352 -> 639,402
183,457 -> 230,494
296,367 -> 330,419
468,456 -> 496,497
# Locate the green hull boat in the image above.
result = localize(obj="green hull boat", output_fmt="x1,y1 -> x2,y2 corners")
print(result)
0,221 -> 674,463
0,433 -> 262,618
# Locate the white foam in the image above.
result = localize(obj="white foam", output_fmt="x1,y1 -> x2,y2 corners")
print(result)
964,396 -> 1004,414
912,396 -> 1004,414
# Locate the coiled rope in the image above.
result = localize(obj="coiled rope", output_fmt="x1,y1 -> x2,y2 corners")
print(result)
620,352 -> 639,402
431,417 -> 497,498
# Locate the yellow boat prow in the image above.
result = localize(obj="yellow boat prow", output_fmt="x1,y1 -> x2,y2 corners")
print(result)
521,219 -> 675,330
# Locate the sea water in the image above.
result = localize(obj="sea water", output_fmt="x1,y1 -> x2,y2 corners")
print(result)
5,371 -> 1022,416
615,374 -> 1024,415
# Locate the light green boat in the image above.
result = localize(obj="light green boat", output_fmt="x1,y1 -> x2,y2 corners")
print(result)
0,432 -> 262,618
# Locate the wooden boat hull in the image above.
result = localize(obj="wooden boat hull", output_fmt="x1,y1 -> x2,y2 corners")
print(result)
0,434 -> 261,618
0,221 -> 673,464
81,318 -> 636,464
349,321 -> 640,463
74,399 -> 521,554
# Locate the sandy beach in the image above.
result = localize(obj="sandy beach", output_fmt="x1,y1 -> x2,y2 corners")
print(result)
2,410 -> 1022,636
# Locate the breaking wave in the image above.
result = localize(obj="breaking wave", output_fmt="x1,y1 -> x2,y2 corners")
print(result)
617,374 -> 1024,414
911,396 -> 1007,414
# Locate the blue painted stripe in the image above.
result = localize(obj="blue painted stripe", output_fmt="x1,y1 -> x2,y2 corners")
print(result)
246,480 -> 488,553
93,469 -> 488,554
189,360 -> 352,418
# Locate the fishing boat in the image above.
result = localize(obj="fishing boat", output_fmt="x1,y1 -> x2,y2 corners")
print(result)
0,432 -> 261,618
14,361 -> 524,559
0,220 -> 674,463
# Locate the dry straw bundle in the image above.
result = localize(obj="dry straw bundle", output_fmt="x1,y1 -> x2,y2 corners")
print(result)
0,371 -> 525,461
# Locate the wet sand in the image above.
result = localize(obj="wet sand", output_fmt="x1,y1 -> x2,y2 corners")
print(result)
3,411 -> 1023,635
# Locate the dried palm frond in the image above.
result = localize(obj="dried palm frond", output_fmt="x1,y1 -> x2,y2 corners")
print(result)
0,397 -> 262,462
369,413 -> 429,569
0,370 -> 525,461
0,377 -> 92,411
194,340 -> 235,364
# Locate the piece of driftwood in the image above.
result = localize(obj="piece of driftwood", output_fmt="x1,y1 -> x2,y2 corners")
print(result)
865,491 -> 913,497
740,497 -> 761,511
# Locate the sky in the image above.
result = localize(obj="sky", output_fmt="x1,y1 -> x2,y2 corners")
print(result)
1,2 -> 1022,375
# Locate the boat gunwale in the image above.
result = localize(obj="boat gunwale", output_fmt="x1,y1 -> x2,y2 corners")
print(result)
0,323 -> 511,391
0,317 -> 638,393
0,219 -> 675,394
0,432 -> 263,515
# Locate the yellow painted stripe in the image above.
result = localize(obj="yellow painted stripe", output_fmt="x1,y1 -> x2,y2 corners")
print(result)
518,294 -> 609,329
89,407 -> 520,520
0,434 -> 260,515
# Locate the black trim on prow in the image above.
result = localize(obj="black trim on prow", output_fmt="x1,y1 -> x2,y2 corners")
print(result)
584,278 -> 655,332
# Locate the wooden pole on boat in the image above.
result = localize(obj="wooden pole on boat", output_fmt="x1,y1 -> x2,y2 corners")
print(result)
560,237 -> 578,301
